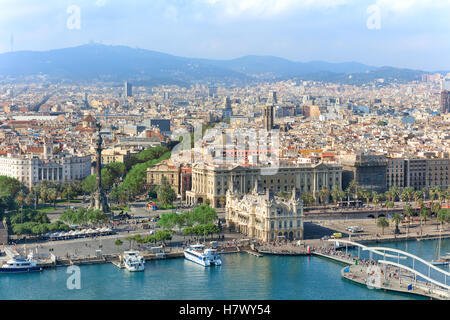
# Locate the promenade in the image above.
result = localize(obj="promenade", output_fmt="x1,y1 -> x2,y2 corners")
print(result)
310,246 -> 450,300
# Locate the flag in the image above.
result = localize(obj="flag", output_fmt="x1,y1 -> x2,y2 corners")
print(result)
344,266 -> 350,273
407,284 -> 413,291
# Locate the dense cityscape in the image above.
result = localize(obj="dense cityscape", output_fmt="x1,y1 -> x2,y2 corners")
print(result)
0,0 -> 449,306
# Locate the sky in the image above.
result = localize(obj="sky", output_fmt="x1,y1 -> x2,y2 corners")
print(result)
0,0 -> 449,71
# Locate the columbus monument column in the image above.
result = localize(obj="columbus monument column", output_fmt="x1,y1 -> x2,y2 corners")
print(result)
90,122 -> 110,213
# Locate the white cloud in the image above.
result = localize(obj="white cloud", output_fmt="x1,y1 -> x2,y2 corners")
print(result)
95,0 -> 108,7
196,0 -> 352,19
375,0 -> 450,13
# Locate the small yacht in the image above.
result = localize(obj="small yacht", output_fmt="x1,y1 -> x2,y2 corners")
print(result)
431,254 -> 450,266
184,244 -> 222,267
122,251 -> 145,272
0,257 -> 42,273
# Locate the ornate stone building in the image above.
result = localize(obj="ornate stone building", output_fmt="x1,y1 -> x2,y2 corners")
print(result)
146,160 -> 192,200
185,162 -> 342,208
226,185 -> 304,242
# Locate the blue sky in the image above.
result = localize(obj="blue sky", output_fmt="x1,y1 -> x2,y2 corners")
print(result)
1,0 -> 449,71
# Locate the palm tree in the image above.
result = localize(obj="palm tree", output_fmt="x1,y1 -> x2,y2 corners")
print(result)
436,209 -> 449,231
372,192 -> 384,208
359,188 -> 371,206
439,190 -> 448,206
400,189 -> 409,203
385,200 -> 394,220
429,186 -> 441,202
420,207 -> 430,226
404,187 -> 415,203
346,180 -> 358,201
377,217 -> 389,236
413,190 -> 423,207
431,202 -> 441,218
30,186 -> 40,209
301,193 -> 315,207
391,213 -> 402,236
48,188 -> 58,208
318,187 -> 329,206
331,185 -> 340,205
404,205 -> 414,234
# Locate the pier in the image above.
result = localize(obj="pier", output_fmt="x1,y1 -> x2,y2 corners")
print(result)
341,265 -> 449,300
311,240 -> 450,300
243,249 -> 263,257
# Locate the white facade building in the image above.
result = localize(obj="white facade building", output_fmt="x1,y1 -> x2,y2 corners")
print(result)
0,150 -> 91,188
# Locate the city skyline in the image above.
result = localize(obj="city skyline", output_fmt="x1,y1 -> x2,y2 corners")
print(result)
1,0 -> 450,71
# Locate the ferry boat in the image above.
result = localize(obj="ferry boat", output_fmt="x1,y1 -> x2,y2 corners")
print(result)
0,257 -> 42,273
184,244 -> 222,267
122,251 -> 145,272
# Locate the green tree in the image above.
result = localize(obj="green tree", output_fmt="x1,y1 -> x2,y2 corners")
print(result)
331,185 -> 341,205
158,212 -> 178,231
48,188 -> 58,208
377,217 -> 389,235
0,176 -> 23,198
318,187 -> 329,206
420,207 -> 430,226
385,200 -> 394,219
437,209 -> 449,231
404,205 -> 414,234
301,193 -> 315,207
157,176 -> 177,208
82,175 -> 97,195
431,202 -> 441,217
391,213 -> 402,235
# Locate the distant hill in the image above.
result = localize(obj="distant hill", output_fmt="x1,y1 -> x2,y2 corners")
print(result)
0,43 -> 429,85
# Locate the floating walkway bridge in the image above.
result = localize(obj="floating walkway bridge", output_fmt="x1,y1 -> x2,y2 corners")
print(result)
311,240 -> 449,300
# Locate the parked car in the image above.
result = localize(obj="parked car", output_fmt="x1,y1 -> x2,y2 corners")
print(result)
331,233 -> 342,239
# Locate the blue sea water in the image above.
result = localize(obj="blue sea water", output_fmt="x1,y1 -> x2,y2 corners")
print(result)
0,239 -> 447,300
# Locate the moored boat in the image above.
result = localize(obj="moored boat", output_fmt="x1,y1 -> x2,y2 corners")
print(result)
0,257 -> 42,273
122,251 -> 145,272
184,244 -> 222,267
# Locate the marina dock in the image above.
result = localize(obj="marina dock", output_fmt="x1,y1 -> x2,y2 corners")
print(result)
312,251 -> 355,264
243,249 -> 263,257
341,265 -> 449,300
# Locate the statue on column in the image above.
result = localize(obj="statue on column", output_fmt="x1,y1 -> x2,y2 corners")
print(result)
90,122 -> 110,213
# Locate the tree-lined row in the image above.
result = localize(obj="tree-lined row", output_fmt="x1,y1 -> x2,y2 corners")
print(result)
297,183 -> 450,207
3,208 -> 70,235
60,207 -> 109,226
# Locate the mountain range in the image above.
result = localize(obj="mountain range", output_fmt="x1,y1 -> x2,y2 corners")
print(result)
0,43 -> 435,86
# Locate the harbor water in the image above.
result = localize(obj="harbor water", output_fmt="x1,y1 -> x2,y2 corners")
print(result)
0,239 -> 447,300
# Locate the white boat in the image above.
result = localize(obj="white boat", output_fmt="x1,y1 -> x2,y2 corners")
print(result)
431,231 -> 449,266
122,251 -> 145,272
184,244 -> 222,267
431,254 -> 450,266
0,257 -> 42,273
